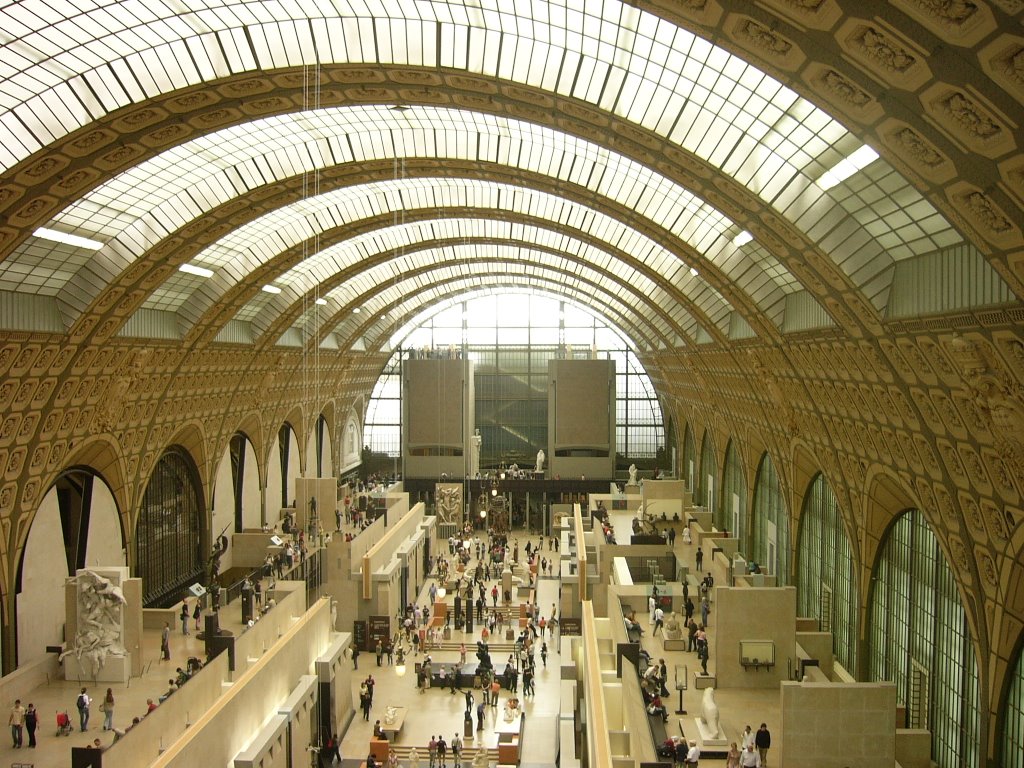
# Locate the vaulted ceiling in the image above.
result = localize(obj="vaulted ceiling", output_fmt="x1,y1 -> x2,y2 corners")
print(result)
1,0 -> 1019,363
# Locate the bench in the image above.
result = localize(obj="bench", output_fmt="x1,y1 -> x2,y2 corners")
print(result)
648,711 -> 669,749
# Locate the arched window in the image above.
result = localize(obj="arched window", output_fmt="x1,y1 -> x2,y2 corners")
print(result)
135,446 -> 204,607
1003,641 -> 1024,768
869,509 -> 979,768
278,424 -> 292,508
796,473 -> 858,672
696,431 -> 717,511
720,440 -> 746,544
750,453 -> 789,585
682,423 -> 696,491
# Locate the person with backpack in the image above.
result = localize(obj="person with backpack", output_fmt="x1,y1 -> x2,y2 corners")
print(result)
76,688 -> 91,732
436,735 -> 448,768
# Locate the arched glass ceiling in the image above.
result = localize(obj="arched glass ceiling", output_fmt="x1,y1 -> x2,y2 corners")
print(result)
11,108 -> 785,323
278,241 -> 696,347
150,177 -> 748,334
324,272 -> 670,353
1,1 -> 961,314
242,219 -> 721,342
395,290 -> 636,350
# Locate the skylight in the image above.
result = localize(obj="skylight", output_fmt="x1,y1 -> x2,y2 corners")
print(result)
33,227 -> 102,250
817,146 -> 880,191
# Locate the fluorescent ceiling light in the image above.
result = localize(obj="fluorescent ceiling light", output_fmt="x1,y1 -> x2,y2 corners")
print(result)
817,145 -> 879,190
34,226 -> 103,250
353,307 -> 362,314
262,285 -> 282,294
733,231 -> 753,247
690,267 -> 699,277
179,263 -> 214,278
315,298 -> 327,305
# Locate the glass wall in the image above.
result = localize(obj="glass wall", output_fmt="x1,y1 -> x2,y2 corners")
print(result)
1003,643 -> 1024,768
796,473 -> 858,671
750,453 -> 789,585
364,293 -> 664,469
135,446 -> 204,607
869,509 -> 979,768
696,431 -> 718,510
720,440 -> 746,543
682,423 -> 696,490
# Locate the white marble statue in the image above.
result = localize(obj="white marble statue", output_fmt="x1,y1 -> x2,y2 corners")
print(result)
535,449 -> 545,473
60,570 -> 128,677
628,463 -> 638,486
701,687 -> 721,737
471,428 -> 482,477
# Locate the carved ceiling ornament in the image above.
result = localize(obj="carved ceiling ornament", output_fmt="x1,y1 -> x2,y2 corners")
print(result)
977,549 -> 998,589
923,85 -> 1015,159
949,187 -> 1023,249
727,15 -> 805,70
960,492 -> 990,542
893,0 -> 994,46
759,0 -> 841,30
946,334 -> 1024,452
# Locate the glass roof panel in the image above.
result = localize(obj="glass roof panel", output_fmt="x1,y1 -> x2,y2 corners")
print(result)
0,1 -> 958,314
191,187 -> 727,337
281,241 -> 700,344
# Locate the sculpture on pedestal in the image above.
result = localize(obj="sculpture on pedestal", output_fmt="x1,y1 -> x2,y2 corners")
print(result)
628,464 -> 638,486
535,449 -> 545,473
60,570 -> 128,677
701,688 -> 721,737
664,612 -> 683,640
470,429 -> 482,477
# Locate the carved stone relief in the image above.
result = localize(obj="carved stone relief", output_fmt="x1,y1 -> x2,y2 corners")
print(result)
923,85 -> 1016,158
893,0 -> 994,46
947,184 -> 1023,249
979,34 -> 1024,103
841,21 -> 930,89
759,0 -> 841,30
959,492 -> 988,538
727,15 -> 805,70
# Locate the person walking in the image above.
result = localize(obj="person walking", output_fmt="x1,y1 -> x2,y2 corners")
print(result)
653,606 -> 665,636
695,547 -> 703,572
739,744 -> 761,767
161,622 -> 171,660
101,688 -> 115,731
9,698 -> 25,748
180,601 -> 190,635
725,742 -> 741,768
700,595 -> 710,627
436,735 -> 448,768
451,734 -> 462,768
193,600 -> 202,631
755,723 -> 771,766
76,688 -> 91,732
540,641 -> 548,667
23,703 -> 37,748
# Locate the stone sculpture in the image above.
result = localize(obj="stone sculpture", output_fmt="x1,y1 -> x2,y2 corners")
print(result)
60,570 -> 128,677
701,687 -> 721,737
535,449 -> 545,472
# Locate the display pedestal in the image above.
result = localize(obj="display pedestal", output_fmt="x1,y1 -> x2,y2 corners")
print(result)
64,652 -> 130,684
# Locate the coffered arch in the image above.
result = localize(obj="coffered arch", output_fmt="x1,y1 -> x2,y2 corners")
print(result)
256,230 -> 725,348
102,159 -> 790,346
291,251 -> 685,352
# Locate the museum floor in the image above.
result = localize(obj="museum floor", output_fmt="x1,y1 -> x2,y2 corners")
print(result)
0,516 -> 784,767
338,512 -> 783,767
